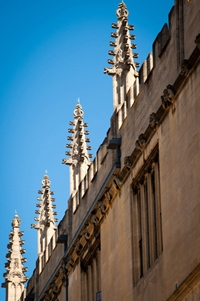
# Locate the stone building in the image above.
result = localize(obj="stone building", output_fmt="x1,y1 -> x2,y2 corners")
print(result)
2,0 -> 200,300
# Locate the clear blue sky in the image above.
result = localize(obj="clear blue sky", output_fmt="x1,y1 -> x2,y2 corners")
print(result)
0,0 -> 174,299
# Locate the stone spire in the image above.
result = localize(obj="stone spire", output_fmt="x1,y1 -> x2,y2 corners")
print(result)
2,214 -> 28,301
104,1 -> 139,110
31,174 -> 57,256
62,101 -> 92,195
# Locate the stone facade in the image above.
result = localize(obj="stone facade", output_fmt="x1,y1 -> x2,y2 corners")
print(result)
2,1 -> 200,300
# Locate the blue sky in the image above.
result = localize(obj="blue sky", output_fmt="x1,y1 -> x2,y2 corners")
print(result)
0,0 -> 174,299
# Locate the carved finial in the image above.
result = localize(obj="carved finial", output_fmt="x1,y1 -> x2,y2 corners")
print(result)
116,2 -> 129,19
45,169 -> 48,174
73,103 -> 84,118
77,97 -> 80,104
12,214 -> 21,228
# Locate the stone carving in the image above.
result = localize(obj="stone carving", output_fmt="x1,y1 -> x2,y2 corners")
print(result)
104,191 -> 112,202
90,214 -> 100,226
95,208 -> 104,222
66,257 -> 75,270
135,134 -> 146,151
50,282 -> 58,293
84,224 -> 94,240
98,200 -> 109,214
161,84 -> 175,110
111,32 -> 118,38
113,175 -> 122,190
14,258 -> 19,268
12,215 -> 20,228
73,103 -> 83,118
124,156 -> 132,170
116,49 -> 124,63
149,112 -> 159,128
181,59 -> 191,76
75,242 -> 83,256
116,2 -> 129,19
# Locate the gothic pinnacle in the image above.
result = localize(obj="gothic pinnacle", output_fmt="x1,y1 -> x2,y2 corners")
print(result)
31,174 -> 57,230
104,1 -> 139,109
62,102 -> 92,167
104,1 -> 139,76
31,174 -> 57,255
62,101 -> 92,195
2,214 -> 28,293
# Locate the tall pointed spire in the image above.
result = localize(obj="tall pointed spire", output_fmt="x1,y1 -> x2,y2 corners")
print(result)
62,101 -> 92,195
2,214 -> 28,301
31,174 -> 57,255
104,1 -> 139,110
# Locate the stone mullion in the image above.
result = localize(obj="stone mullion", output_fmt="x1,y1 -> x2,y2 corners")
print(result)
86,271 -> 89,301
132,187 -> 140,284
88,265 -> 92,301
154,162 -> 163,255
81,271 -> 87,301
144,175 -> 151,269
140,181 -> 148,274
97,248 -> 101,292
96,249 -> 100,292
91,261 -> 94,301
147,170 -> 156,266
93,257 -> 97,299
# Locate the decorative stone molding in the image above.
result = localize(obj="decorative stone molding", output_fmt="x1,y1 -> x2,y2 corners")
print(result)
75,242 -> 83,256
113,175 -> 122,190
124,156 -> 132,170
161,84 -> 175,110
71,251 -> 79,264
90,214 -> 100,226
149,112 -> 159,128
135,134 -> 146,151
180,59 -> 191,76
84,223 -> 95,240
104,191 -> 112,202
66,257 -> 75,271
